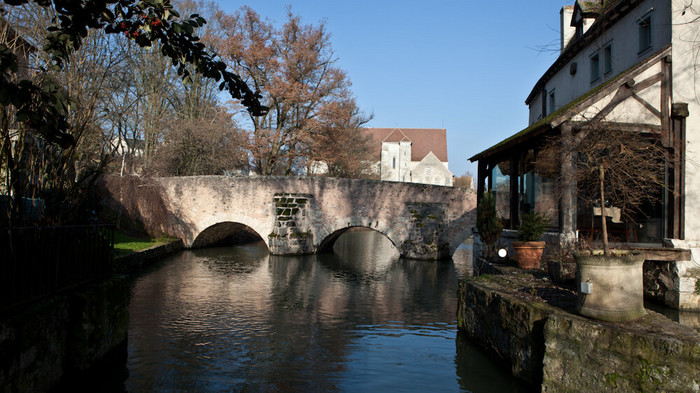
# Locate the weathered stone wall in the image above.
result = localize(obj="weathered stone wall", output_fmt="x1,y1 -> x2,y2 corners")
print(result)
542,313 -> 700,392
457,276 -> 554,386
0,275 -> 129,393
457,273 -> 700,392
156,176 -> 476,259
401,203 -> 449,259
269,193 -> 315,254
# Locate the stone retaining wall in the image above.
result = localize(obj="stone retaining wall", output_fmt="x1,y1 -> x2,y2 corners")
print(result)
457,273 -> 700,392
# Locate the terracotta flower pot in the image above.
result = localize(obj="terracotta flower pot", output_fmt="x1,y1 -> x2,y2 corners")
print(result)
575,251 -> 646,322
512,241 -> 546,269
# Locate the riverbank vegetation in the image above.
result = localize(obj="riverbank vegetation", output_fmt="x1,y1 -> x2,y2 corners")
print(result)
113,231 -> 175,256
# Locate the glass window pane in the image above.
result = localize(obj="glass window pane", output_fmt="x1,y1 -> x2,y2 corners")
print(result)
639,15 -> 652,52
490,160 -> 511,227
590,52 -> 600,82
603,44 -> 612,74
523,149 -> 559,228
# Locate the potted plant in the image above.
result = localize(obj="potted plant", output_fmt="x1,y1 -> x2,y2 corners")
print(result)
541,123 -> 670,322
513,211 -> 550,269
476,191 -> 502,260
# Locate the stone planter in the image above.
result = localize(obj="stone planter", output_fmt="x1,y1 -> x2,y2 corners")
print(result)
547,260 -> 576,284
575,251 -> 646,322
512,241 -> 546,269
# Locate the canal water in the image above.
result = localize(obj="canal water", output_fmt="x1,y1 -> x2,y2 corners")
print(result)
122,230 -> 529,392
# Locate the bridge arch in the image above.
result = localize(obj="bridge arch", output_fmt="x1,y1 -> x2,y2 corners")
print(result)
191,222 -> 267,249
317,226 -> 398,254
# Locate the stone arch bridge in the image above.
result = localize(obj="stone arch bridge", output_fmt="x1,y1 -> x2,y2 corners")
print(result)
157,176 -> 476,260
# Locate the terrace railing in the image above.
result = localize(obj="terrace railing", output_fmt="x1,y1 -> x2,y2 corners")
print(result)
0,224 -> 115,314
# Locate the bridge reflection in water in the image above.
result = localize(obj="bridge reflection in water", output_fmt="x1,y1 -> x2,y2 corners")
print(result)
123,230 -> 528,392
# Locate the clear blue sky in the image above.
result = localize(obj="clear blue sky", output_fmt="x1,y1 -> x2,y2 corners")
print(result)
216,1 -> 572,178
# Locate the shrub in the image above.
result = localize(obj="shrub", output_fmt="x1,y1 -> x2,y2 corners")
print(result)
477,192 -> 502,246
517,212 -> 551,242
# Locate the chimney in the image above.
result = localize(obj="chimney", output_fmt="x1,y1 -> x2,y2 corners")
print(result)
560,6 -> 576,53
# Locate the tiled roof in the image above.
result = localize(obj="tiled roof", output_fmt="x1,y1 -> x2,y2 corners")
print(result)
364,128 -> 449,162
577,0 -> 604,16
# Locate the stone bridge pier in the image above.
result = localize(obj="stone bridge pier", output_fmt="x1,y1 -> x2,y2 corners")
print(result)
156,176 -> 476,260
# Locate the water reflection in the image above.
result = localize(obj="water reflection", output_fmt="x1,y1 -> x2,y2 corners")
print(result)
125,230 -> 520,392
645,301 -> 700,332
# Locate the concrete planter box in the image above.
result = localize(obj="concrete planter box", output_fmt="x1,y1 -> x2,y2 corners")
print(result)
575,251 -> 646,322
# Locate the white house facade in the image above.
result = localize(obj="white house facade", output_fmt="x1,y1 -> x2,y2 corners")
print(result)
470,0 -> 700,310
365,128 -> 454,187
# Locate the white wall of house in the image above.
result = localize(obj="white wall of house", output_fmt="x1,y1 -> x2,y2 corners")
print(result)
535,0 -> 700,243
529,0 -> 672,125
672,0 -> 700,242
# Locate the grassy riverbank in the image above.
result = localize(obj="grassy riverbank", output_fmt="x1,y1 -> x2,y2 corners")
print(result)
114,232 -> 176,257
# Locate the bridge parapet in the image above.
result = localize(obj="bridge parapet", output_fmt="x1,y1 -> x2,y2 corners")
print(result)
156,176 -> 476,260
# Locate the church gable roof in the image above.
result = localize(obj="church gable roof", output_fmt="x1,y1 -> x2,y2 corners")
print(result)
414,151 -> 444,167
382,128 -> 411,143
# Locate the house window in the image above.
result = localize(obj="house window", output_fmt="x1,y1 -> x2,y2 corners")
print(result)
548,89 -> 556,114
392,157 -> 396,169
603,42 -> 613,75
638,12 -> 652,53
590,51 -> 601,83
542,89 -> 547,116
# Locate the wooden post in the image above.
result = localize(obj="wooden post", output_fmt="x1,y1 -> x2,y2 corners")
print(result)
560,122 -> 576,242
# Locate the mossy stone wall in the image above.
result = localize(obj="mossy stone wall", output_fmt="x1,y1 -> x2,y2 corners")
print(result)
458,274 -> 700,392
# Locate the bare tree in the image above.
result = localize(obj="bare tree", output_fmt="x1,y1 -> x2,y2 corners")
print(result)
537,123 -> 670,256
1,0 -> 266,224
214,7 -> 370,175
150,107 -> 248,176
